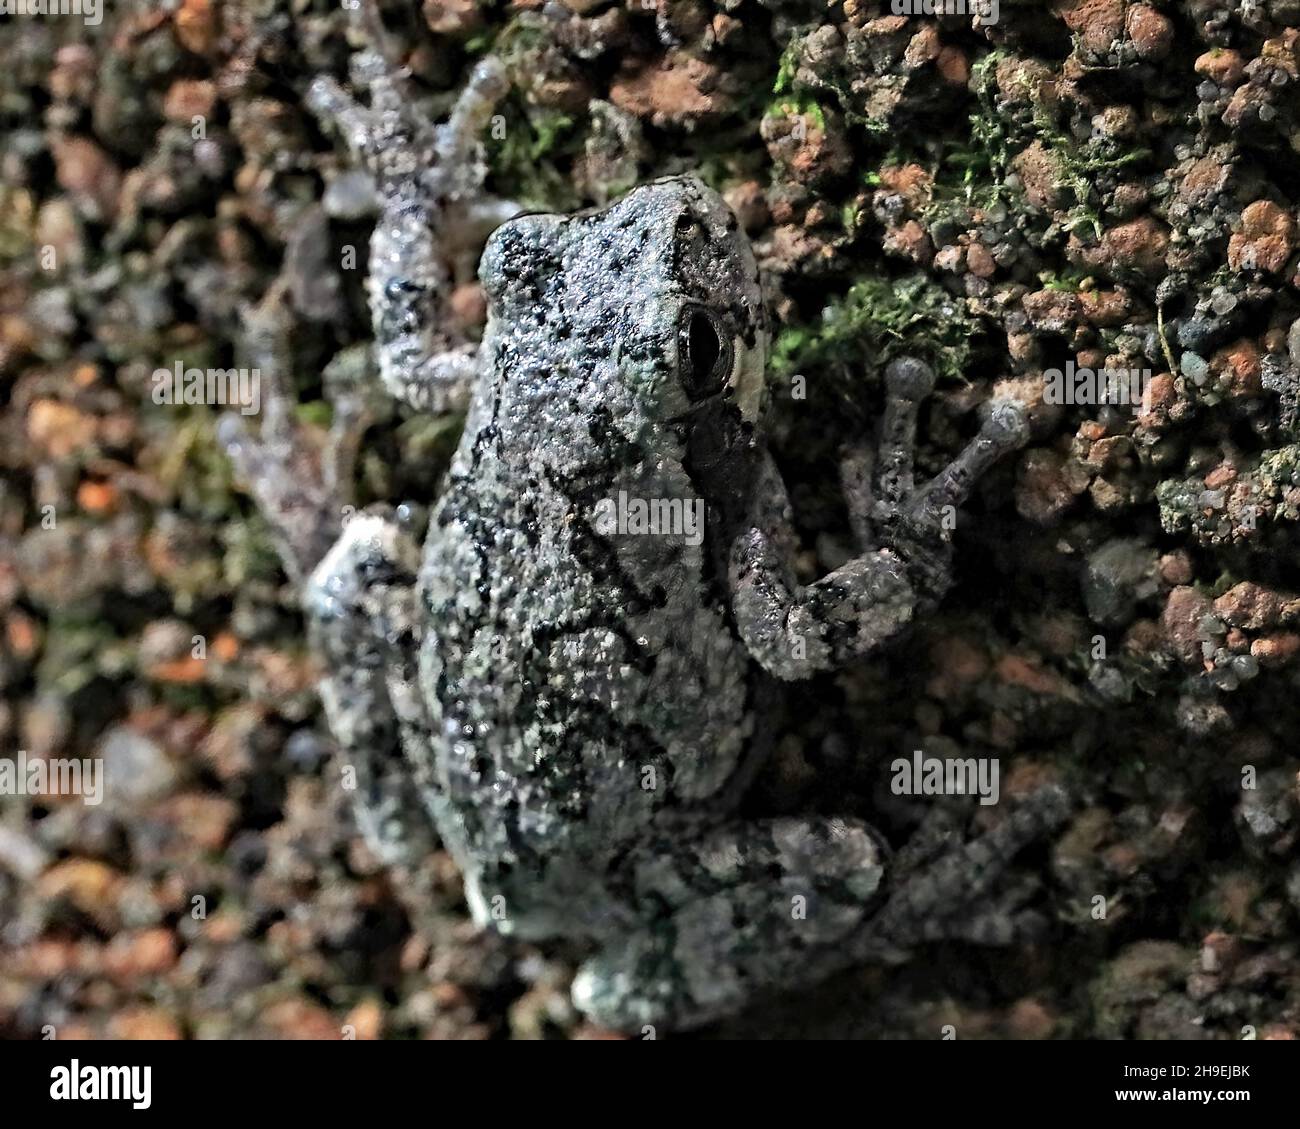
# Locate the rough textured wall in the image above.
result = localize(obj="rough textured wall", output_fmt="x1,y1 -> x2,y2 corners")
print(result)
1,0 -> 1298,1039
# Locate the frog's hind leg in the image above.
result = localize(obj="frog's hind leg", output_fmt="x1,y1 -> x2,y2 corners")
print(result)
858,784 -> 1071,959
219,291 -> 438,870
571,817 -> 887,1033
303,512 -> 440,869
572,787 -> 1071,1032
217,283 -> 358,584
305,0 -> 509,413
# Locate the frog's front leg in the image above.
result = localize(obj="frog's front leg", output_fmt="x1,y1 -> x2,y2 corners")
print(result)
730,358 -> 1028,680
306,5 -> 508,412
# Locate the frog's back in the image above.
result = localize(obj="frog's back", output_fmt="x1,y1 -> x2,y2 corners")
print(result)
416,433 -> 753,930
411,178 -> 769,931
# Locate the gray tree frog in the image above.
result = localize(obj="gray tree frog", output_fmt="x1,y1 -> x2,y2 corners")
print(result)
221,9 -> 1065,1032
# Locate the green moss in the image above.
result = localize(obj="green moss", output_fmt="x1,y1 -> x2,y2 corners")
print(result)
689,155 -> 732,194
1037,267 -> 1093,292
396,413 -> 465,468
769,26 -> 885,133
221,515 -> 283,588
481,12 -> 545,61
474,13 -> 587,207
772,36 -> 802,95
36,613 -> 127,694
1210,570 -> 1243,599
1155,476 -> 1200,535
295,400 -> 332,429
529,112 -> 577,161
158,415 -> 238,521
1258,444 -> 1300,492
487,101 -> 580,210
770,273 -> 976,388
933,51 -> 1020,209
155,681 -> 219,713
765,96 -> 827,133
1025,102 -> 1150,241
925,49 -> 1150,237
0,185 -> 34,265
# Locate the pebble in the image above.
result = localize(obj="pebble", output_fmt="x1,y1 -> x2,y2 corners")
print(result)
99,726 -> 179,810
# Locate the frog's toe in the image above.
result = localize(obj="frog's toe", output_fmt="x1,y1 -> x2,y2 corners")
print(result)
863,391 -> 1029,610
905,396 -> 1029,533
216,290 -> 348,582
883,355 -> 937,401
307,5 -> 507,203
867,356 -> 936,515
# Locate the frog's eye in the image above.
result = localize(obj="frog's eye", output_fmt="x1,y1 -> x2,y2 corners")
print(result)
677,304 -> 733,401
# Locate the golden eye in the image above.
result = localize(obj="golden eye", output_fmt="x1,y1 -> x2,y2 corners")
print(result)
678,304 -> 733,400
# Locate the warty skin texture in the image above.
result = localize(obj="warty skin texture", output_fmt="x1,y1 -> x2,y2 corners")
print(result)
221,11 -> 1060,1032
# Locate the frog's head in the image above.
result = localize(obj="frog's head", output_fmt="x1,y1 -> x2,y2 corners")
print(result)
479,176 -> 770,428
628,176 -> 770,426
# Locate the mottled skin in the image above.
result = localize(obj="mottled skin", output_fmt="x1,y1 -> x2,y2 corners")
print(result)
222,12 -> 1064,1032
422,187 -> 767,939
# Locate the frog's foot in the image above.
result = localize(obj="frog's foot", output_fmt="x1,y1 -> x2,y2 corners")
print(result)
306,1 -> 509,413
861,783 -> 1071,958
307,0 -> 507,202
848,357 -> 1029,603
217,284 -> 361,583
571,817 -> 887,1033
